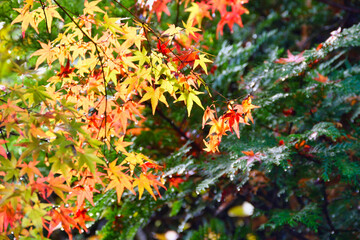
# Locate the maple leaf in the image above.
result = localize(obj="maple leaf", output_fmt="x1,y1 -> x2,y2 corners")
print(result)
105,161 -> 135,203
121,24 -> 146,50
203,135 -> 221,153
207,117 -> 228,137
72,206 -> 94,232
47,205 -> 78,239
11,8 -> 40,38
140,162 -> 163,172
216,3 -> 249,36
57,59 -> 75,78
46,173 -> 72,201
173,50 -> 199,71
114,136 -> 133,153
202,106 -> 216,129
140,86 -> 169,115
157,39 -> 173,56
0,139 -> 8,159
237,150 -> 263,166
168,176 -> 185,189
193,54 -> 213,74
185,2 -> 212,27
182,20 -> 200,37
0,202 -> 17,233
144,172 -> 166,197
152,0 -> 171,21
176,89 -> 204,116
162,24 -> 183,40
40,5 -> 64,33
209,0 -> 228,15
313,73 -> 329,83
83,0 -> 105,15
242,95 -> 260,123
102,13 -> 125,34
133,173 -> 155,200
70,184 -> 98,207
133,172 -> 166,200
131,48 -> 150,67
18,160 -> 43,182
223,109 -> 244,138
31,41 -> 55,69
78,148 -> 105,173
275,50 -> 305,64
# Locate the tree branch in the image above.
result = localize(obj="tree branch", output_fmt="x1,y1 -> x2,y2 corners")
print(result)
320,180 -> 337,234
153,105 -> 202,152
316,0 -> 360,13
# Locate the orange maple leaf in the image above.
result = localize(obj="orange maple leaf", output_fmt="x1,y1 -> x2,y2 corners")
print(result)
275,50 -> 305,64
313,73 -> 329,83
152,0 -> 171,21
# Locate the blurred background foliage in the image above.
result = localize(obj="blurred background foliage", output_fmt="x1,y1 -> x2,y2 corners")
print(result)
1,0 -> 360,239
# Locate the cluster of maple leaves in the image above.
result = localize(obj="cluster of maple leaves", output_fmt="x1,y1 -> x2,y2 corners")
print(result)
0,0 -> 257,239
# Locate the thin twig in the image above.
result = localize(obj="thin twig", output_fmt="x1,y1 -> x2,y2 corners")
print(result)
39,0 -> 50,34
0,128 -> 10,158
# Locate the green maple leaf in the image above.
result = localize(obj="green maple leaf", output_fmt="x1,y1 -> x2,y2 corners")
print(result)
176,89 -> 204,116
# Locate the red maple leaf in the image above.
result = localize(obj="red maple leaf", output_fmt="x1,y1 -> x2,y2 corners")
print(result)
57,59 -> 75,78
216,4 -> 248,36
172,50 -> 199,71
157,39 -> 173,56
223,109 -> 244,138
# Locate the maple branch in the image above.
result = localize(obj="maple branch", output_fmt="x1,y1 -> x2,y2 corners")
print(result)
111,0 -> 213,96
153,105 -> 202,151
316,0 -> 360,13
39,0 -> 50,34
0,128 -> 10,159
53,0 -> 108,139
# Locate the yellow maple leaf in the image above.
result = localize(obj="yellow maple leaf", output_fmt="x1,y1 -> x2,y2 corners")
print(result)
30,41 -> 55,69
105,161 -> 135,203
83,0 -> 105,15
193,54 -> 213,74
11,8 -> 41,37
162,24 -> 183,40
182,20 -> 200,37
40,5 -> 64,33
139,86 -> 169,115
176,89 -> 204,116
133,173 -> 155,200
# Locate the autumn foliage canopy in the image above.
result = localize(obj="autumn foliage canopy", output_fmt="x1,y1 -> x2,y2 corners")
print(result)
0,0 -> 253,238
